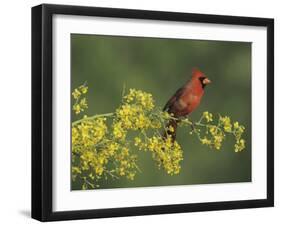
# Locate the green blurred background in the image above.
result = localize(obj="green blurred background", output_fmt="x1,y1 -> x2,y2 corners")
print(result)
71,34 -> 251,190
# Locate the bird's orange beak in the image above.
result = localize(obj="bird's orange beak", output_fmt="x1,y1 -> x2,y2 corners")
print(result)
203,78 -> 211,85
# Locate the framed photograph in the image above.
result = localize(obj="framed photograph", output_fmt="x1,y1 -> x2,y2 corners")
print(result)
32,4 -> 274,221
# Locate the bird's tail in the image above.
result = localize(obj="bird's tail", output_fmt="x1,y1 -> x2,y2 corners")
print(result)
163,118 -> 178,142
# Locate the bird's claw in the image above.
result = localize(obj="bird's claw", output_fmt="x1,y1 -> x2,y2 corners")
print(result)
190,121 -> 195,131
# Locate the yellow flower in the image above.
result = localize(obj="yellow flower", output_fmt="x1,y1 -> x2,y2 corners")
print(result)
162,111 -> 172,119
72,88 -> 81,99
79,85 -> 88,94
134,137 -> 142,146
150,119 -> 162,129
233,121 -> 245,141
112,121 -> 126,140
72,166 -> 81,174
220,116 -> 232,132
127,172 -> 135,180
72,127 -> 79,146
95,165 -> 104,175
72,99 -> 88,115
93,118 -> 107,136
209,126 -> 217,135
235,139 -> 246,152
146,135 -> 183,175
79,98 -> 88,109
213,135 -> 223,150
73,104 -> 81,114
201,137 -> 211,145
106,142 -> 119,156
203,111 -> 213,122
119,167 -> 125,176
168,125 -> 174,133
121,147 -> 129,156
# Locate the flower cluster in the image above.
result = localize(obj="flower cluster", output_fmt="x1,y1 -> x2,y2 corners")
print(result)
123,88 -> 155,110
72,85 -> 185,189
72,117 -> 107,150
203,111 -> 213,122
72,84 -> 88,114
71,84 -> 247,190
233,121 -> 246,152
193,112 -> 246,152
147,136 -> 183,175
115,89 -> 158,130
133,134 -> 183,175
72,118 -> 139,188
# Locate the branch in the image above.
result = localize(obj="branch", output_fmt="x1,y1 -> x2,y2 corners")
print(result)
72,113 -> 114,126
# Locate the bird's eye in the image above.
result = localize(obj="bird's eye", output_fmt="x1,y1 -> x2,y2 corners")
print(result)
199,77 -> 206,83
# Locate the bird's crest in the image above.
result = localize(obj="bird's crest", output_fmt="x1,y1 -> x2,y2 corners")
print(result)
192,67 -> 205,79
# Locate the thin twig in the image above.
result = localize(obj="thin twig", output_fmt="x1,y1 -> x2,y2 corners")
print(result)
72,113 -> 114,126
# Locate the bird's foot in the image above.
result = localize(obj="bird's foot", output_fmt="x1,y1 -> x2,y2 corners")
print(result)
190,121 -> 195,131
185,117 -> 195,131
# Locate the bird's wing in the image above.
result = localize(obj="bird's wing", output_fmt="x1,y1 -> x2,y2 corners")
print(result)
163,87 -> 184,111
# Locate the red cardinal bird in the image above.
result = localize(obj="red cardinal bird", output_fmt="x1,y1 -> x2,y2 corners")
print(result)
163,68 -> 211,141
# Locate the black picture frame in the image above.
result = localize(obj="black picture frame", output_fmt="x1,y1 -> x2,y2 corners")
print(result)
32,3 -> 274,222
